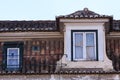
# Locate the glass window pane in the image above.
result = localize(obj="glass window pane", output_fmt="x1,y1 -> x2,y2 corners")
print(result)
7,66 -> 19,68
86,33 -> 94,46
8,48 -> 19,56
75,46 -> 83,59
86,47 -> 96,60
75,33 -> 83,46
74,33 -> 83,59
7,59 -> 19,68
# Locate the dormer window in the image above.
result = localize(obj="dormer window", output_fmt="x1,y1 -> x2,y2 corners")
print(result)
57,8 -> 113,71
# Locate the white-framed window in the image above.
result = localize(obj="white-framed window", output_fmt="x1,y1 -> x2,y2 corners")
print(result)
7,48 -> 20,68
72,30 -> 98,61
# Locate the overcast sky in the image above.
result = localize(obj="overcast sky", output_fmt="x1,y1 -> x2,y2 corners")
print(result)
0,0 -> 120,20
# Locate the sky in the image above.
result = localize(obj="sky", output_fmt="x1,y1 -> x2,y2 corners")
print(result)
0,0 -> 120,20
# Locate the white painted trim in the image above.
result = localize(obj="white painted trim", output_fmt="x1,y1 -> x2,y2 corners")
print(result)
7,48 -> 20,68
0,32 -> 63,39
84,33 -> 86,60
60,19 -> 109,23
57,18 -> 113,71
64,23 -> 105,61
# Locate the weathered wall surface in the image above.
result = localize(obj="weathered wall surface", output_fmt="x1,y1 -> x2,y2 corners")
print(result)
106,37 -> 120,71
0,74 -> 119,80
0,38 -> 64,73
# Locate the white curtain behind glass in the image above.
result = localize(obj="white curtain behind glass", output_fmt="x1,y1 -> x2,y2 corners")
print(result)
86,33 -> 96,60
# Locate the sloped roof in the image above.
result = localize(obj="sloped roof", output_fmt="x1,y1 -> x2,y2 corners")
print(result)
56,68 -> 120,74
0,21 -> 58,32
57,8 -> 112,19
0,8 -> 118,33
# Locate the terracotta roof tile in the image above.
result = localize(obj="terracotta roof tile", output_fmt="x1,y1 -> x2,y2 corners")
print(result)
56,68 -> 120,74
57,8 -> 112,19
0,21 -> 58,32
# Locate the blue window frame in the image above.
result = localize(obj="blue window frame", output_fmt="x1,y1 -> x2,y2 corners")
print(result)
3,42 -> 23,71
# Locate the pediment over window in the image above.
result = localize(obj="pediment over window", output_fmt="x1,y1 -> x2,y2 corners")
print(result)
57,8 -> 112,19
56,8 -> 113,34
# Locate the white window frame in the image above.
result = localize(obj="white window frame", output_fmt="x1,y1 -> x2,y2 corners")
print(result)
7,48 -> 20,68
73,31 -> 97,61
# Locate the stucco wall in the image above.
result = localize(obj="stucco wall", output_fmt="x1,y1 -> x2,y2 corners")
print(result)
0,74 -> 119,80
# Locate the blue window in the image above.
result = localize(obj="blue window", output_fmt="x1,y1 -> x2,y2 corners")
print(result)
7,48 -> 20,68
3,42 -> 23,71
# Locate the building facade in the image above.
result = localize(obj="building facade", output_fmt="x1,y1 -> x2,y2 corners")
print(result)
0,8 -> 119,79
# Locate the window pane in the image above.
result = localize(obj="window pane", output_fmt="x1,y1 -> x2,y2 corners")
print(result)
74,33 -> 83,59
7,59 -> 19,68
8,48 -> 19,56
7,66 -> 19,68
86,33 -> 96,60
86,33 -> 94,46
86,47 -> 96,60
75,33 -> 83,46
75,46 -> 83,59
